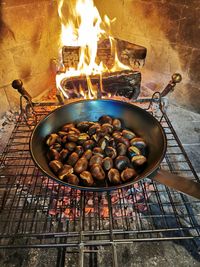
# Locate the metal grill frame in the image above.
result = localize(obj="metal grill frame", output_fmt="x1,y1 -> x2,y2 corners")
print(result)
0,96 -> 200,266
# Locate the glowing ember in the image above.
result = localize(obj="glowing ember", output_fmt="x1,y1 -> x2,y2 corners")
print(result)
43,178 -> 154,221
56,0 -> 130,98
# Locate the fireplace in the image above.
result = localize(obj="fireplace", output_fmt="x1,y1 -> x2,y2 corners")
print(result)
0,0 -> 200,115
0,1 -> 200,267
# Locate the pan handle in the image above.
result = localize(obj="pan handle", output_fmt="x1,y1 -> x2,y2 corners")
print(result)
153,169 -> 200,200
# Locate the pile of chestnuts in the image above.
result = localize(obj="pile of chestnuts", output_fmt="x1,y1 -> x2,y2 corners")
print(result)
45,115 -> 148,187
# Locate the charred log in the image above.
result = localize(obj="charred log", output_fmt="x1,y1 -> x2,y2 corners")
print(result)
60,70 -> 141,99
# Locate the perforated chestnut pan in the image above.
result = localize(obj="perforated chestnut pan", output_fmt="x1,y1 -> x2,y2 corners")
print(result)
30,99 -> 200,199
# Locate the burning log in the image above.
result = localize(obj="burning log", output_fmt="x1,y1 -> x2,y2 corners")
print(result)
60,70 -> 141,99
62,38 -> 147,70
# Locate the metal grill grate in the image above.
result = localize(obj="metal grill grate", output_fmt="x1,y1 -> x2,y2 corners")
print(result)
0,99 -> 200,266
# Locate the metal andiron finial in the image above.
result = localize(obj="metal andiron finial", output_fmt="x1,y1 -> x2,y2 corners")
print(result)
160,73 -> 182,97
12,79 -> 32,102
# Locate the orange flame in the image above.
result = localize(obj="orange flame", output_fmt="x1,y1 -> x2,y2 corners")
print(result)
56,0 -> 130,98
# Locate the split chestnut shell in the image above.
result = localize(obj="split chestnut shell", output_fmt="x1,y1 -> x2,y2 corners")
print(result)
58,164 -> 73,180
108,168 -> 121,184
66,173 -> 79,185
49,160 -> 63,173
80,171 -> 94,186
90,164 -> 105,180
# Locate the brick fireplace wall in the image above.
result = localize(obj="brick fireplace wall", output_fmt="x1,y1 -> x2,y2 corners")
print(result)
0,0 -> 60,117
95,0 -> 200,113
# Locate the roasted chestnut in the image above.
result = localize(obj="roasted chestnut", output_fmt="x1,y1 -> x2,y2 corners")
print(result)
47,148 -> 60,161
49,160 -> 63,173
65,142 -> 76,151
112,131 -> 122,140
102,157 -> 113,171
105,146 -> 117,159
62,135 -> 68,144
130,137 -> 147,156
62,123 -> 75,132
89,155 -> 103,166
131,155 -> 147,167
117,143 -> 127,156
59,148 -> 70,162
101,123 -> 113,134
115,156 -> 130,171
96,128 -> 108,138
98,137 -> 109,150
58,164 -> 73,180
74,158 -> 88,174
108,138 -> 116,148
128,146 -> 141,157
121,168 -> 137,182
90,164 -> 105,180
66,173 -> 79,185
50,143 -> 62,152
67,152 -> 79,166
98,115 -> 113,124
46,133 -> 60,146
82,149 -> 93,160
80,171 -> 94,186
118,137 -> 130,147
105,134 -> 111,141
83,139 -> 95,150
93,147 -> 104,156
67,131 -> 79,142
78,133 -> 90,144
108,168 -> 121,184
130,137 -> 147,147
91,133 -> 100,142
112,118 -> 122,131
88,123 -> 101,136
58,131 -> 68,137
70,127 -> 80,134
75,146 -> 84,157
76,121 -> 91,132
122,129 -> 136,140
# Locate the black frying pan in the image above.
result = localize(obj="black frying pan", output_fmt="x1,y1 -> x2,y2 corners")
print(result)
30,99 -> 200,199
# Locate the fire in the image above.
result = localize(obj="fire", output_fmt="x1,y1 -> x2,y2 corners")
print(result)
56,0 -> 130,98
